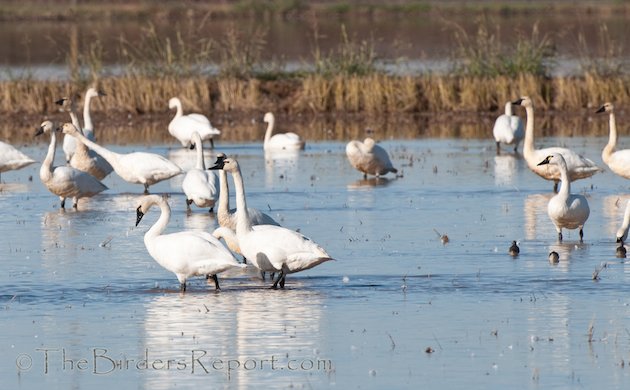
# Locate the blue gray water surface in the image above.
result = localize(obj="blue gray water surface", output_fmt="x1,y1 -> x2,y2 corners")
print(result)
1,136 -> 630,389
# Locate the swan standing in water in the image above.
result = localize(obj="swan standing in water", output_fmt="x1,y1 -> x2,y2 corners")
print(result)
182,132 -> 219,212
62,88 -> 105,163
56,96 -> 113,180
168,97 -> 221,149
209,156 -> 332,288
537,153 -> 590,242
513,96 -> 602,192
597,102 -> 630,179
61,123 -> 182,193
0,141 -> 35,180
263,112 -> 305,151
346,138 -> 398,178
135,195 -> 244,291
493,101 -> 524,154
616,200 -> 630,243
35,121 -> 107,208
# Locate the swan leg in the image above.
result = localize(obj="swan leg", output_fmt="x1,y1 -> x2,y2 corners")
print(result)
558,231 -> 563,242
143,184 -> 149,194
180,282 -> 186,292
279,273 -> 286,289
496,141 -> 501,155
185,199 -> 193,211
189,144 -> 195,150
579,228 -> 584,242
208,207 -> 213,213
211,274 -> 220,290
271,270 -> 284,289
60,197 -> 66,208
210,139 -> 215,149
72,197 -> 79,209
260,271 -> 266,281
553,181 -> 559,193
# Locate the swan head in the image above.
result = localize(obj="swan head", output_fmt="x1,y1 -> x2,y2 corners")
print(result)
35,120 -> 56,137
208,156 -> 239,173
537,153 -> 565,167
363,137 -> 376,147
511,96 -> 532,108
55,96 -> 77,111
168,97 -> 181,110
596,102 -> 613,114
208,153 -> 229,170
263,112 -> 274,123
85,87 -> 106,99
135,194 -> 167,226
59,122 -> 81,137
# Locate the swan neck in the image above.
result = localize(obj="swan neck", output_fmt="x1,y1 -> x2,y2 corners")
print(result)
83,94 -> 94,130
72,130 -> 120,168
504,102 -> 513,116
603,111 -> 617,162
40,131 -> 56,181
558,158 -> 571,199
173,101 -> 183,118
145,198 -> 170,240
522,105 -> 535,158
217,170 -> 230,222
195,140 -> 205,170
230,166 -> 252,234
264,117 -> 274,146
623,201 -> 630,228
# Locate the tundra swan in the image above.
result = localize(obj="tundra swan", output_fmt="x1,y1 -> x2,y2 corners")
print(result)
168,97 -> 220,149
62,88 -> 104,162
35,121 -> 107,208
346,138 -> 398,178
493,101 -> 524,154
209,156 -> 332,288
61,123 -> 182,193
182,132 -> 219,212
135,194 -> 244,291
616,200 -> 630,243
57,96 -> 113,180
597,102 -> 630,179
0,141 -> 35,180
537,153 -> 590,242
513,96 -> 602,192
263,112 -> 305,151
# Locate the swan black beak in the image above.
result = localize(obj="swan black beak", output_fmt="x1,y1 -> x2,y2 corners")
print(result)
595,105 -> 606,114
511,98 -> 524,105
98,90 -> 107,97
208,156 -> 226,170
537,156 -> 552,166
34,127 -> 44,137
135,206 -> 145,227
617,237 -> 622,243
54,98 -> 67,106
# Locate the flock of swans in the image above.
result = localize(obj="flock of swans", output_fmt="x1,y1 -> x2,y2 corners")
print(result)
3,87 -> 630,290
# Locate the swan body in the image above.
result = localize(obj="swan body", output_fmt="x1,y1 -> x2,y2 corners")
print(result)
513,96 -> 602,191
58,95 -> 113,180
346,138 -> 398,177
598,102 -> 630,179
36,121 -> 107,208
0,141 -> 35,175
616,200 -> 630,243
61,123 -> 182,193
263,112 -> 305,151
135,195 -> 244,291
537,153 -> 590,242
182,132 -> 218,211
62,88 -> 104,162
209,156 -> 332,288
168,97 -> 220,149
493,101 -> 524,154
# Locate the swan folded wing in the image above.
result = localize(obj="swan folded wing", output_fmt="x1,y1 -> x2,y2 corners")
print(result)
248,208 -> 280,226
52,167 -> 107,196
372,145 -> 397,174
510,116 -> 524,136
151,232 -> 237,274
607,151 -> 630,178
183,170 -> 217,201
532,148 -> 601,180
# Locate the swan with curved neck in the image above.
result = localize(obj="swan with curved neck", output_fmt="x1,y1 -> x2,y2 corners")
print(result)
493,101 -> 524,154
345,137 -> 398,178
62,87 -> 104,162
35,121 -> 107,208
209,156 -> 332,288
616,200 -> 630,243
537,153 -> 590,242
57,96 -> 113,180
513,96 -> 602,192
597,102 -> 630,179
135,194 -> 244,291
61,122 -> 182,193
181,132 -> 219,212
263,112 -> 305,151
168,97 -> 221,149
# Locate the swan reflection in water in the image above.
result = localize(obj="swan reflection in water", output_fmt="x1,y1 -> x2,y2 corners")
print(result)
264,149 -> 300,188
141,287 -> 325,388
347,176 -> 392,190
524,193 -> 554,240
602,194 -> 630,240
493,154 -> 519,187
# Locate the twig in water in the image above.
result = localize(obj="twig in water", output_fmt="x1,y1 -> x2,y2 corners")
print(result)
433,228 -> 449,244
99,236 -> 113,247
386,332 -> 396,351
592,262 -> 608,280
432,334 -> 443,350
587,319 -> 595,343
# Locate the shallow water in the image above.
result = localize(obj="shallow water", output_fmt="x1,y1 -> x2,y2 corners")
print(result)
1,134 -> 630,389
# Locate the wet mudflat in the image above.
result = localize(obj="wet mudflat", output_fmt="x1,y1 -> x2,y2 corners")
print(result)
1,134 -> 630,388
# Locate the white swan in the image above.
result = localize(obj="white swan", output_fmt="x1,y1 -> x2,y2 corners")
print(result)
513,96 -> 602,192
616,200 -> 630,243
0,141 -> 35,179
35,121 -> 107,208
57,96 -> 113,180
61,123 -> 182,193
135,194 -> 244,291
209,156 -> 332,288
493,101 -> 524,154
263,112 -> 305,151
62,88 -> 104,162
181,132 -> 219,212
346,138 -> 398,178
168,97 -> 221,149
597,102 -> 630,179
537,153 -> 590,242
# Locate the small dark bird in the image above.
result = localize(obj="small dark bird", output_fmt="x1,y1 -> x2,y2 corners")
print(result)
616,245 -> 627,259
548,251 -> 560,264
508,240 -> 520,256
